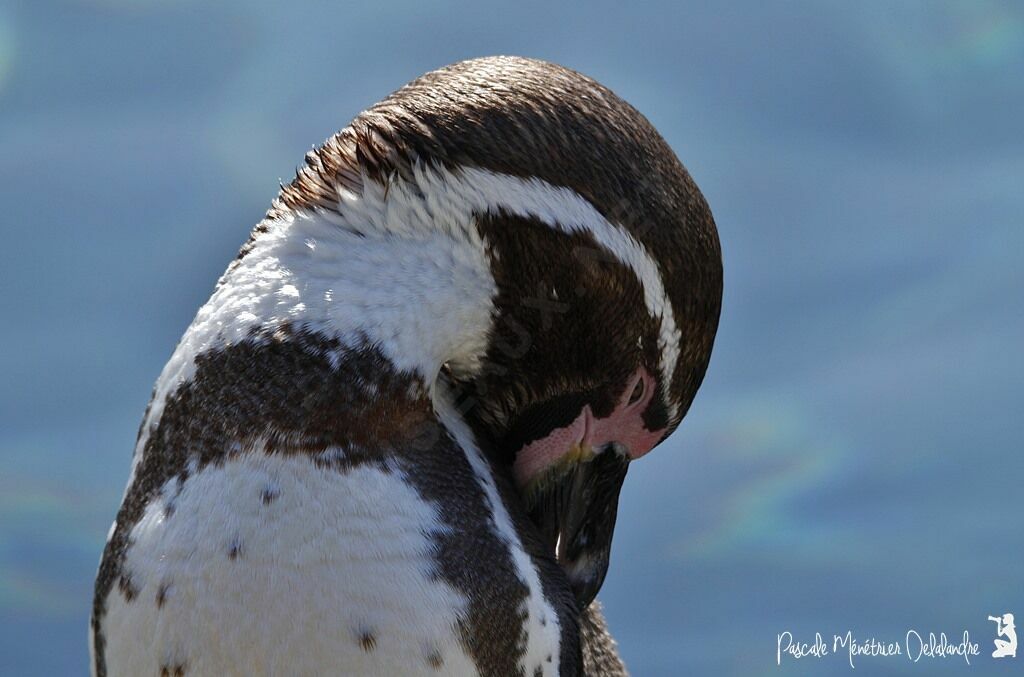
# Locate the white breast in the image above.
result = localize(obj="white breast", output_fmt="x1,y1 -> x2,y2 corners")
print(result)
100,449 -> 481,676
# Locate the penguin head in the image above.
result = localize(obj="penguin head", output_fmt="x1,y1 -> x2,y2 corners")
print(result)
378,58 -> 722,607
443,206 -> 679,605
276,55 -> 723,607
449,190 -> 717,606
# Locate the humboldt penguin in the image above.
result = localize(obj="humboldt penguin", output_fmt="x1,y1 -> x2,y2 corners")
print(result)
91,55 -> 722,676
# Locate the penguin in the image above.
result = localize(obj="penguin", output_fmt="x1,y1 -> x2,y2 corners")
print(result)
91,56 -> 722,676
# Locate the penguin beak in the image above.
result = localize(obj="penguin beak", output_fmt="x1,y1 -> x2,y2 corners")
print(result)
524,443 -> 630,608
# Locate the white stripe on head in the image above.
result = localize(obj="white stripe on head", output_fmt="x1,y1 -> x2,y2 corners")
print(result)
420,165 -> 681,424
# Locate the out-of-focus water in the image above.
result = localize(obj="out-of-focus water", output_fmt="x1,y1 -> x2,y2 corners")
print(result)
1,1 -> 1021,675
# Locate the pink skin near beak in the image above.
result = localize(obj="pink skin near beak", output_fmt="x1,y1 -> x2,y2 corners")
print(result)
512,366 -> 666,487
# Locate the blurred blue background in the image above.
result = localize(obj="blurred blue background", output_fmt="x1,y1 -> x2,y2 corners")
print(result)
1,1 -> 1022,675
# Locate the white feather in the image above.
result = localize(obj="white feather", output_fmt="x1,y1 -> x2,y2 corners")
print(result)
103,449 -> 480,676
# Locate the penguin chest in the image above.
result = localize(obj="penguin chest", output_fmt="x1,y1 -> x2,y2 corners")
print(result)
100,453 -> 496,676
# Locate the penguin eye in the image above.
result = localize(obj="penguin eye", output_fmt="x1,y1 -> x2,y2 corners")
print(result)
627,377 -> 645,405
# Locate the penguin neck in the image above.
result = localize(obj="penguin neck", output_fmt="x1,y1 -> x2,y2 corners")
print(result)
172,194 -> 497,399
225,206 -> 495,378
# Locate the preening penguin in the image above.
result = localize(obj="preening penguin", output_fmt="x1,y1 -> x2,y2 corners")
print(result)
91,56 -> 722,676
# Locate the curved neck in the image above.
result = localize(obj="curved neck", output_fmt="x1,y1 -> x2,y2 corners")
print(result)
213,207 -> 497,379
